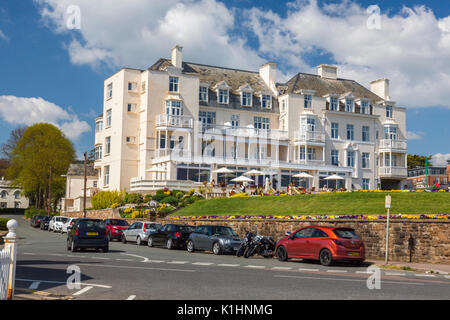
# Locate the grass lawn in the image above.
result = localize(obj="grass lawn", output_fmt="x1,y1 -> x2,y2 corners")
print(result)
172,192 -> 450,216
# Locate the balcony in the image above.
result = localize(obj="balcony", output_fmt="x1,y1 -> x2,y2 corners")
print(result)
379,167 -> 408,178
378,139 -> 407,151
293,159 -> 326,166
199,125 -> 289,140
130,178 -> 196,192
156,114 -> 193,129
295,131 -> 325,144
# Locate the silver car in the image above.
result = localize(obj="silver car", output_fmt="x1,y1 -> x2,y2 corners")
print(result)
49,216 -> 69,232
121,221 -> 162,246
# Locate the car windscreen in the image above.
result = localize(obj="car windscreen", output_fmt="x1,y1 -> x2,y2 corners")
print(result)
177,226 -> 195,232
78,220 -> 105,229
214,226 -> 237,236
333,229 -> 359,239
110,220 -> 129,226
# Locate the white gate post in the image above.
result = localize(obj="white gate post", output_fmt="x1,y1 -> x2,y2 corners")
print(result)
4,219 -> 18,300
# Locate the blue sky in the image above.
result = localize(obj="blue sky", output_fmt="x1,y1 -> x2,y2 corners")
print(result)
0,0 -> 449,164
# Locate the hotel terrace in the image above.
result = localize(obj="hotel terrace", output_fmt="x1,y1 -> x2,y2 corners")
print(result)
93,46 -> 408,193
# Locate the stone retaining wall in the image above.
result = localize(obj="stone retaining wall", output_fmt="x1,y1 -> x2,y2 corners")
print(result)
65,209 -> 450,264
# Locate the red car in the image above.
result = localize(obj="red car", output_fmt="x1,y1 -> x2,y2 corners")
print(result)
275,226 -> 365,266
104,219 -> 130,241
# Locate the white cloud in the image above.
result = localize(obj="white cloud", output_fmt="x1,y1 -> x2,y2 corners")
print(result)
0,30 -> 8,41
406,131 -> 425,141
34,0 -> 450,109
34,0 -> 265,70
0,95 -> 91,140
431,153 -> 450,166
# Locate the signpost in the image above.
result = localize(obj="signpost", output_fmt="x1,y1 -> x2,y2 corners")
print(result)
385,195 -> 391,264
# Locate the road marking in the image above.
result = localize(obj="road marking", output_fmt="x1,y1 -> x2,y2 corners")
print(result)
77,263 -> 196,273
192,262 -> 214,266
115,259 -> 134,262
385,272 -> 406,276
90,257 -> 110,260
445,275 -> 450,279
73,286 -> 93,296
245,265 -> 266,269
355,271 -> 372,274
126,295 -> 136,300
29,281 -> 40,290
271,267 -> 292,270
167,261 -> 189,264
415,274 -> 436,278
146,260 -> 165,263
217,264 -> 240,267
326,270 -> 348,273
121,253 -> 150,263
298,268 -> 320,272
274,275 -> 425,286
23,253 -> 36,256
16,278 -> 111,288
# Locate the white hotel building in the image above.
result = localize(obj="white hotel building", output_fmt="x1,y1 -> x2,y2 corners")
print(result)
93,46 -> 408,193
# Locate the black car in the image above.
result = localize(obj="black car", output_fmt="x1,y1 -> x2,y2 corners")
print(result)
187,225 -> 242,255
67,218 -> 109,252
30,215 -> 47,228
40,216 -> 51,230
147,224 -> 195,249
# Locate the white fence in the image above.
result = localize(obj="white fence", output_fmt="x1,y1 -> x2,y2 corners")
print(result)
0,219 -> 17,300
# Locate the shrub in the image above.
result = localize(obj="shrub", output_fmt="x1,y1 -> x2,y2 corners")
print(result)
24,206 -> 47,219
92,190 -> 124,210
0,218 -> 8,230
144,194 -> 152,202
153,192 -> 169,202
160,196 -> 178,206
172,190 -> 185,200
125,193 -> 144,204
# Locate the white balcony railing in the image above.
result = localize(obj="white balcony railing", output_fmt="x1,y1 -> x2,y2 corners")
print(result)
378,139 -> 407,150
199,125 -> 289,140
295,131 -> 325,143
293,159 -> 326,166
156,114 -> 194,128
130,179 -> 196,192
379,167 -> 408,177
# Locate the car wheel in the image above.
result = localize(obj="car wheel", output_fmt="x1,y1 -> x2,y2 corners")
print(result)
212,242 -> 222,255
276,246 -> 288,262
187,240 -> 195,253
166,238 -> 173,250
319,249 -> 333,266
147,237 -> 154,247
136,236 -> 142,246
121,234 -> 127,244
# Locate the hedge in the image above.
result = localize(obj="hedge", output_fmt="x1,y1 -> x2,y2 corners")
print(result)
0,218 -> 8,230
0,208 -> 26,215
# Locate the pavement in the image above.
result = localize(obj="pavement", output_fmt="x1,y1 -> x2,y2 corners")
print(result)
3,214 -> 450,300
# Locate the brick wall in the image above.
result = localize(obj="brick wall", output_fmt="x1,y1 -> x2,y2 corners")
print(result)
65,209 -> 450,264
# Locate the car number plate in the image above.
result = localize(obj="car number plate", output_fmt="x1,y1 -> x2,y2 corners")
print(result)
348,252 -> 359,256
87,232 -> 98,236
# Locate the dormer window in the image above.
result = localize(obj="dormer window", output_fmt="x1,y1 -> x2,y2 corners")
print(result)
330,97 -> 338,111
218,89 -> 229,104
261,95 -> 272,109
361,100 -> 370,114
169,76 -> 179,92
241,92 -> 252,107
345,98 -> 354,112
199,86 -> 208,102
386,105 -> 393,118
304,95 -> 312,109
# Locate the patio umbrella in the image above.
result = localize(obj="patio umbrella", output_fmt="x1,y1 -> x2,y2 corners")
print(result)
244,169 -> 264,176
293,172 -> 314,189
213,167 -> 235,186
231,175 -> 254,183
324,174 -> 345,189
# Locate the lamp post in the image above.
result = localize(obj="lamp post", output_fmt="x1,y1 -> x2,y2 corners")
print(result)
425,156 -> 428,190
83,152 -> 87,218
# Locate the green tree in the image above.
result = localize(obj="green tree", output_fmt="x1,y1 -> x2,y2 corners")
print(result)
407,154 -> 432,169
6,123 -> 75,212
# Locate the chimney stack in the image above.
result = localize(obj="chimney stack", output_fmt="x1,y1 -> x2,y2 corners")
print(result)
259,62 -> 277,94
171,45 -> 183,69
370,78 -> 390,101
317,64 -> 337,80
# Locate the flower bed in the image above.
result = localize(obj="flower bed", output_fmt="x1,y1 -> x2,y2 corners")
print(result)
168,214 -> 450,221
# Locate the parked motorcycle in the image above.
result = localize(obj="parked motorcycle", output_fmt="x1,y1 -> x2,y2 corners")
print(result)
236,232 -> 254,257
242,234 -> 276,258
